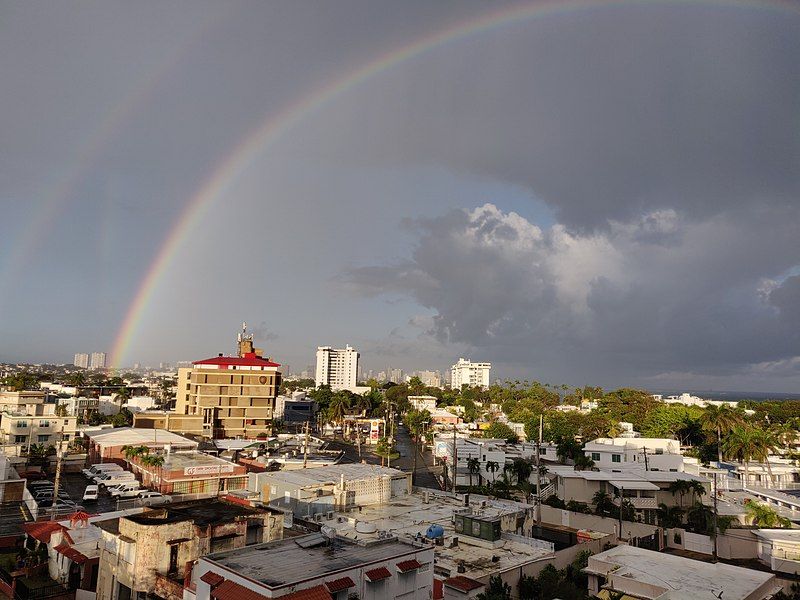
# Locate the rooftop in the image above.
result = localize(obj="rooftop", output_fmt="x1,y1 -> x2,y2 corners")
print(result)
194,353 -> 280,368
204,535 -> 420,590
314,490 -> 555,579
254,463 -> 405,487
548,466 -> 708,484
585,545 -> 776,600
86,427 -> 197,447
125,498 -> 264,527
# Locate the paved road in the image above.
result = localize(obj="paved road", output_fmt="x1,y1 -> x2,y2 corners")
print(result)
323,428 -> 442,490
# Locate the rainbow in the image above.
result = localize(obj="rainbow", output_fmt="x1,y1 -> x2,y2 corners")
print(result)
0,10 -> 225,311
109,0 -> 800,368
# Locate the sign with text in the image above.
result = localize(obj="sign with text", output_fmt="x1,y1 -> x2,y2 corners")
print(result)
184,464 -> 235,476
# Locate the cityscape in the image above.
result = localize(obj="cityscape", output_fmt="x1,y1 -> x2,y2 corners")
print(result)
2,2 -> 800,600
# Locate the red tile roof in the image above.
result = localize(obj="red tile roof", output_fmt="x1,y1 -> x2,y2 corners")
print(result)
53,543 -> 88,565
194,353 -> 280,368
200,571 -> 225,587
211,580 -> 268,600
365,567 -> 392,582
323,577 -> 354,594
434,578 -> 443,600
444,576 -> 485,593
396,559 -> 422,573
22,521 -> 65,544
278,585 -> 332,600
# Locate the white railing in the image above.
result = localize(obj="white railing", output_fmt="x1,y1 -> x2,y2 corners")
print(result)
614,496 -> 658,509
502,532 -> 555,554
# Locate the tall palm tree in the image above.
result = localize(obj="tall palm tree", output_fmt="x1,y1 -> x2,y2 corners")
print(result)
687,480 -> 707,505
750,428 -> 779,486
723,426 -> 758,488
327,394 -> 350,427
467,457 -> 481,490
668,480 -> 692,509
485,460 -> 500,483
592,490 -> 614,516
744,501 -> 791,527
512,458 -> 533,486
656,503 -> 684,528
700,405 -> 742,463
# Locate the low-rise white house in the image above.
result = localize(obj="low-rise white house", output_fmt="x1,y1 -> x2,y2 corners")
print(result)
583,437 -> 684,472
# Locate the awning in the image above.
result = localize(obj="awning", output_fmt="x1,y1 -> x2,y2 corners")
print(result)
324,577 -> 355,593
609,480 -> 659,491
365,567 -> 392,582
396,559 -> 422,573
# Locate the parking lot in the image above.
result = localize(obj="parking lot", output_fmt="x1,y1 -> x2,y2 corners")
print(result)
28,472 -> 125,514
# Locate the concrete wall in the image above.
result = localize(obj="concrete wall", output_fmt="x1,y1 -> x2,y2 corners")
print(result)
539,505 -> 660,541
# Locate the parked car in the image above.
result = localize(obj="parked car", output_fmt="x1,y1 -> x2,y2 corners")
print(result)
38,499 -> 80,511
82,485 -> 99,502
137,491 -> 171,506
34,490 -> 70,502
108,482 -> 141,498
27,480 -> 54,490
82,464 -> 123,479
94,471 -> 136,487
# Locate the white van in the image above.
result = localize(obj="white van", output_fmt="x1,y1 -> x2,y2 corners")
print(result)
94,471 -> 136,487
109,481 -> 141,498
82,464 -> 123,479
83,485 -> 99,502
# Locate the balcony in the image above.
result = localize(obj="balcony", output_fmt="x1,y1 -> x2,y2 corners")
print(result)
613,496 -> 658,509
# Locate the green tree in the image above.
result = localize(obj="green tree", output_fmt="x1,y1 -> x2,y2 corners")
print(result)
668,480 -> 692,509
476,575 -> 510,600
699,404 -> 743,463
482,421 -> 518,443
723,425 -> 758,485
485,460 -> 500,483
656,503 -> 684,528
744,501 -> 791,527
467,457 -> 481,491
592,490 -> 614,516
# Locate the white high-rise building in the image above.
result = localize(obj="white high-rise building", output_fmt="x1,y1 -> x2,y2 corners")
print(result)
90,352 -> 107,370
450,358 -> 491,389
315,345 -> 359,391
73,353 -> 89,369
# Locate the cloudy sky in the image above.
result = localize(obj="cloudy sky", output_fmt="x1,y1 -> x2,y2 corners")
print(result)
2,0 -> 799,392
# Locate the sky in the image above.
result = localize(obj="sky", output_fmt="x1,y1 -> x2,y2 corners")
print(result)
1,0 -> 799,393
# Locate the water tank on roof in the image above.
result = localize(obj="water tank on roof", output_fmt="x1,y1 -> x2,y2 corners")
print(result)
425,524 -> 445,539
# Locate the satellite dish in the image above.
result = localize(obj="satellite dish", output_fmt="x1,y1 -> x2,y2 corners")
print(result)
320,525 -> 337,540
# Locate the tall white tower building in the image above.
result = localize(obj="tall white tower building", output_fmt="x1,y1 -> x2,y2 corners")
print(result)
450,358 -> 491,390
73,353 -> 89,369
315,345 -> 359,392
90,352 -> 107,370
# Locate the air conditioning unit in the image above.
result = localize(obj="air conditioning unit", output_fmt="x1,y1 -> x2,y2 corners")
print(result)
327,511 -> 334,520
314,514 -> 322,522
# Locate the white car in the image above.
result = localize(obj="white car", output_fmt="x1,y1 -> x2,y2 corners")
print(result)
137,491 -> 172,505
83,485 -> 99,502
109,482 -> 142,498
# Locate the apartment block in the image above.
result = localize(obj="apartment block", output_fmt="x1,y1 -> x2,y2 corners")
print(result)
0,390 -> 77,456
315,345 -> 359,391
450,358 -> 490,390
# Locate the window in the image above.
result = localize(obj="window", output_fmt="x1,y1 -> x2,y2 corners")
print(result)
539,448 -> 547,455
39,420 -> 50,428
62,434 -> 70,441
18,421 -> 27,428
612,454 -> 621,463
15,435 -> 26,443
591,453 -> 600,461
655,449 -> 663,455
38,435 -> 50,443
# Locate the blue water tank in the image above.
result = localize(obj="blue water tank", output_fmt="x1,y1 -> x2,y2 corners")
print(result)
425,524 -> 445,539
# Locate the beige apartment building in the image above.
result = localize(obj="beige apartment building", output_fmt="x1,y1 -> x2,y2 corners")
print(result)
0,390 -> 77,456
168,334 -> 281,439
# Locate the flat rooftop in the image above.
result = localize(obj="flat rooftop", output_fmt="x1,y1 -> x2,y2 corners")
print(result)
314,491 -> 555,579
125,498 -> 265,527
548,466 -> 708,484
161,451 -> 237,470
586,545 -> 776,600
254,463 -> 405,486
206,535 -> 420,589
87,427 -> 197,447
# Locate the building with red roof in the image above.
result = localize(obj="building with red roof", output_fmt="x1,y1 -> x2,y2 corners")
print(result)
139,328 -> 282,440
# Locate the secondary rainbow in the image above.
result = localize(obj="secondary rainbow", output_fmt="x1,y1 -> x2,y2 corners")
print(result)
109,0 -> 800,367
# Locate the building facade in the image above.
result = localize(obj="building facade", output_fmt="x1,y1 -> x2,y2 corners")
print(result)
0,391 -> 77,456
73,353 -> 89,369
90,352 -> 107,370
172,335 -> 281,439
450,359 -> 490,390
315,345 -> 359,391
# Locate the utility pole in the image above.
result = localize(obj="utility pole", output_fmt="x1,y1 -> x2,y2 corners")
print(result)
387,405 -> 394,469
452,423 -> 458,494
712,472 -> 719,562
51,436 -> 64,520
642,446 -> 649,471
535,413 -> 542,532
302,420 -> 310,468
618,485 -> 623,541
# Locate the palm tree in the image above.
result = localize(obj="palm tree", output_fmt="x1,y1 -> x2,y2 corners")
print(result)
750,428 -> 779,487
352,394 -> 372,416
744,501 -> 791,527
700,405 -> 742,463
467,457 -> 481,490
592,490 -> 614,516
512,458 -> 533,486
668,480 -> 692,509
686,502 -> 714,534
573,455 -> 595,471
687,480 -> 707,505
657,503 -> 684,528
723,426 -> 757,487
485,460 -> 500,483
502,462 -> 515,484
327,394 -> 350,428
